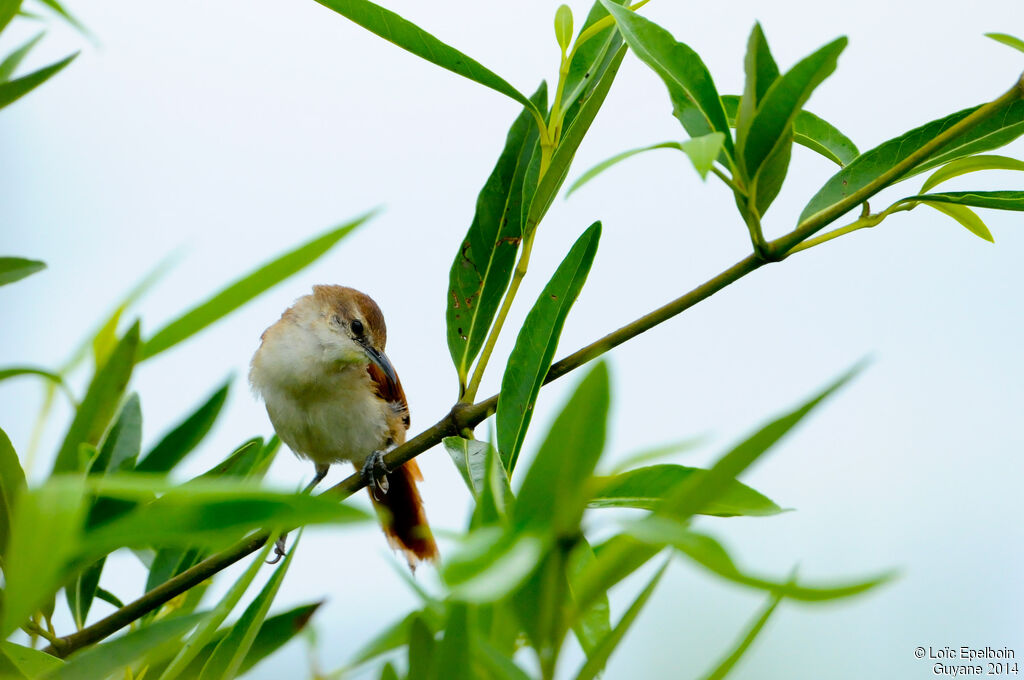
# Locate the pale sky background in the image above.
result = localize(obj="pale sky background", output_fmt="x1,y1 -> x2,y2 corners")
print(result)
2,0 -> 1022,678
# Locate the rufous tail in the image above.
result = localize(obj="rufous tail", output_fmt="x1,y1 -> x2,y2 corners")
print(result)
368,459 -> 438,568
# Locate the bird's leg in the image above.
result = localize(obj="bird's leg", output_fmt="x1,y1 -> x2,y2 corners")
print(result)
361,443 -> 393,501
268,463 -> 330,564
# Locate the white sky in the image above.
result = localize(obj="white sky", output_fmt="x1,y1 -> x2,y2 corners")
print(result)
2,0 -> 1023,678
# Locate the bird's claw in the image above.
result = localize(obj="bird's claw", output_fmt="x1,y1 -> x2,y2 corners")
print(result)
362,449 -> 391,501
266,534 -> 288,565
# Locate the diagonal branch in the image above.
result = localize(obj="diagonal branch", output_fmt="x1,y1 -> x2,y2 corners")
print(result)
45,251 -> 766,658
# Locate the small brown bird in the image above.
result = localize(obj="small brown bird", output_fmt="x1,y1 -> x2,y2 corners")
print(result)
249,285 -> 437,567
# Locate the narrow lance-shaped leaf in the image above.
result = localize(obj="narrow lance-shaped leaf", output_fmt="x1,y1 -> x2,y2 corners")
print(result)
198,536 -> 300,680
698,587 -> 785,680
136,379 -> 231,473
0,366 -> 74,403
443,529 -> 547,603
799,97 -> 1024,227
566,141 -> 683,197
143,214 -> 371,359
600,0 -> 734,161
0,52 -> 76,110
568,539 -> 611,656
446,85 -> 547,386
1,479 -> 86,638
158,539 -> 277,680
0,0 -> 19,33
50,613 -> 206,680
574,558 -> 669,680
986,32 -> 1024,54
0,256 -> 45,286
527,47 -> 627,234
591,464 -> 783,517
902,190 -> 1024,211
313,0 -> 538,115
740,36 -> 846,179
920,201 -> 994,242
626,517 -> 892,601
920,154 -> 1024,192
0,641 -> 64,678
443,436 -> 490,499
496,222 -> 602,473
0,426 -> 27,561
52,322 -> 140,474
734,23 -> 779,161
515,361 -> 610,532
721,94 -> 859,166
428,603 -> 472,680
36,0 -> 91,37
660,363 -> 863,521
407,613 -> 436,680
559,0 -> 628,118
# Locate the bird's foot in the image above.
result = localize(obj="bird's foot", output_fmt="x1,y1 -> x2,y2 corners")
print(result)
362,448 -> 392,501
266,533 -> 288,565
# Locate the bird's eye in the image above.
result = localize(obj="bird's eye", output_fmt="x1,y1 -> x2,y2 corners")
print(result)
350,319 -> 364,336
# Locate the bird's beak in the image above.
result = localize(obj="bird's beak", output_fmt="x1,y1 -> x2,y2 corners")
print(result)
364,345 -> 398,389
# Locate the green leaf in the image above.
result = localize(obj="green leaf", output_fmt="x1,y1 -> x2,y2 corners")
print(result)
921,154 -> 1024,192
0,641 -> 64,677
0,256 -> 45,286
0,366 -> 74,402
986,32 -> 1024,54
379,662 -> 399,680
568,539 -> 610,656
446,85 -> 547,386
79,478 -> 369,558
514,361 -> 610,532
35,0 -> 90,37
50,613 -> 205,680
0,427 -> 26,561
572,535 -> 662,616
428,603 -> 471,680
904,190 -> 1024,211
312,0 -> 538,114
626,517 -> 892,601
443,528 -> 547,603
443,436 -> 490,498
680,132 -> 726,179
475,438 -> 514,527
136,380 -> 231,473
739,37 -> 846,180
1,478 -> 86,638
734,23 -> 779,161
600,0 -> 733,161
566,141 -> 683,197
0,32 -> 44,81
591,464 -> 783,517
407,613 -> 436,680
0,52 -> 76,110
920,201 -> 994,242
0,0 -> 18,33
721,94 -> 859,167
527,47 -> 626,234
560,0 -> 627,118
158,539 -> 276,680
574,558 -> 669,680
83,394 -> 143,529
198,536 -> 299,680
142,215 -> 370,359
348,608 -> 442,668
496,223 -> 602,473
607,436 -> 705,474
660,363 -> 862,521
554,5 -> 573,52
52,323 -> 140,474
473,634 -> 531,680
94,588 -> 125,609
799,99 -> 1024,226
698,588 -> 784,680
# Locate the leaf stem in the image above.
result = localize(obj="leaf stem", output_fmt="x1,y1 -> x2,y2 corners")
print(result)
786,200 -> 917,255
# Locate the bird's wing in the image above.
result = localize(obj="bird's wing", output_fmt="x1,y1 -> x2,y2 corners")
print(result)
367,362 -> 410,431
